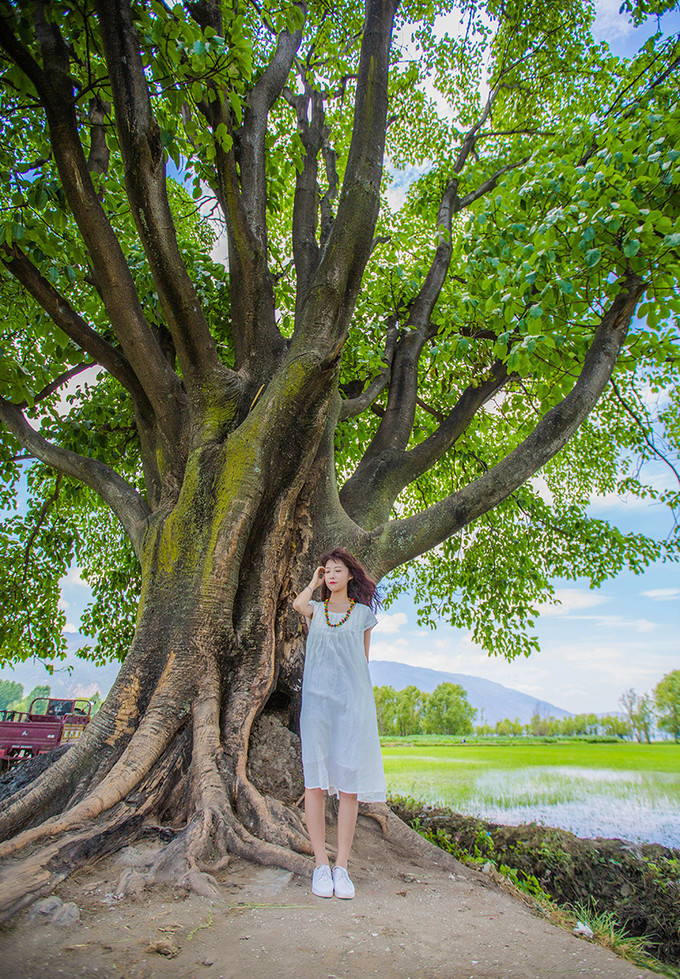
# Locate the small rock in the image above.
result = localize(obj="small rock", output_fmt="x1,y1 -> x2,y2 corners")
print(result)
481,861 -> 493,875
181,869 -> 221,899
30,896 -> 63,920
100,893 -> 121,905
116,868 -> 147,900
202,960 -> 215,967
52,902 -> 80,927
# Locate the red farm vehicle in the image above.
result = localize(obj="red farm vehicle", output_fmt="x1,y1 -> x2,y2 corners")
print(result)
0,697 -> 92,770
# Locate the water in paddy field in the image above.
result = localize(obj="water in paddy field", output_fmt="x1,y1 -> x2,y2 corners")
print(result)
387,766 -> 680,848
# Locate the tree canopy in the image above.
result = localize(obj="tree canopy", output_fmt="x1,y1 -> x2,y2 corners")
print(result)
0,0 -> 679,667
374,682 -> 476,735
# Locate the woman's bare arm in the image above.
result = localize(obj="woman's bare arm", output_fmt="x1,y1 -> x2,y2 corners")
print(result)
293,566 -> 325,618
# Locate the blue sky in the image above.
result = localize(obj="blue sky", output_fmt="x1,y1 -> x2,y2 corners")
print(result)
2,0 -> 678,715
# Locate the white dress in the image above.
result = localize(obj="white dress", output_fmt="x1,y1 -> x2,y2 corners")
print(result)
300,600 -> 386,803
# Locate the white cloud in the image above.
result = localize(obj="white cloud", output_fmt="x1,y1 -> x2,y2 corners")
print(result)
58,597 -> 70,610
537,588 -> 608,617
530,476 -> 554,505
586,489 -> 657,513
642,588 -> 680,602
562,612 -> 658,634
66,567 -> 88,587
374,611 -> 408,634
210,230 -> 228,267
592,0 -> 635,41
64,621 -> 79,634
385,162 -> 428,210
73,682 -> 101,698
632,618 -> 657,634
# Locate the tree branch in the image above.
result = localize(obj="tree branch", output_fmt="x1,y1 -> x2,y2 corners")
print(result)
1,246 -> 145,404
610,378 -> 680,486
23,473 -> 62,570
456,156 -> 529,212
86,95 -> 110,176
0,8 -> 189,459
93,0 -> 236,406
2,248 -> 167,507
356,94 -> 527,463
338,319 -> 398,420
368,275 -> 646,576
292,86 -> 323,314
293,0 -> 398,354
340,363 -> 509,526
400,362 -> 509,482
319,127 -> 339,250
244,9 -> 305,244
18,363 -> 93,410
0,398 -> 150,557
204,16 -> 303,377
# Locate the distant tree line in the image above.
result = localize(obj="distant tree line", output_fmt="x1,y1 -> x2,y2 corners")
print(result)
374,669 -> 680,742
0,681 -> 103,715
475,712 -> 631,739
373,683 -> 476,736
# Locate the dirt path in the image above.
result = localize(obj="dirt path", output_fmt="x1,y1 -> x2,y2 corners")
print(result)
1,817 -> 657,979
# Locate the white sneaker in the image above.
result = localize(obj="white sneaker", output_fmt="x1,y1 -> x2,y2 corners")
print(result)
332,865 -> 355,899
311,864 -> 333,898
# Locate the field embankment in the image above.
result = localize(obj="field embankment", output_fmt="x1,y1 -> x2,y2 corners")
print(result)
390,797 -> 680,969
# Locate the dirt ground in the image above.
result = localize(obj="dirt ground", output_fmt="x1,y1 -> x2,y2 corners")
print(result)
0,815 -> 658,979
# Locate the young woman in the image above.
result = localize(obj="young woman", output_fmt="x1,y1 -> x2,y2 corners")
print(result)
293,548 -> 386,900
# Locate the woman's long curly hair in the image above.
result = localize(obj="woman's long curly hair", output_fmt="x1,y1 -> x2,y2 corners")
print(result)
319,548 -> 381,612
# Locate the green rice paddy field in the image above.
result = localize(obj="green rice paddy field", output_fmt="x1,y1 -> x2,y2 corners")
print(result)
381,739 -> 680,847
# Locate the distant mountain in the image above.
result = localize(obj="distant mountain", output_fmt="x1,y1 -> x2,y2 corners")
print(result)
3,640 -> 571,725
369,660 -> 572,725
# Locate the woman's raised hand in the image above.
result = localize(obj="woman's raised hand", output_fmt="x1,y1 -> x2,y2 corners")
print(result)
309,566 -> 326,590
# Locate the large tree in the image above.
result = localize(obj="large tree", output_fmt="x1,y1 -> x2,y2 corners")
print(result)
0,0 -> 679,918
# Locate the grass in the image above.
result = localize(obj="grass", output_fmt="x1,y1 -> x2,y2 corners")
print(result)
569,901 -> 680,978
381,740 -> 680,844
380,739 -> 680,773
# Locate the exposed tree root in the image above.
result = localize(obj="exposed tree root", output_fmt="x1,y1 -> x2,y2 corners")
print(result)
0,808 -> 146,923
0,691 -> 186,862
0,733 -> 186,923
234,775 -> 313,855
0,638 -> 459,924
360,802 -> 462,871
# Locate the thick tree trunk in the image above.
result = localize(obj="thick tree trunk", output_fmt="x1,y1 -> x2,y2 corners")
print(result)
0,392 -> 418,919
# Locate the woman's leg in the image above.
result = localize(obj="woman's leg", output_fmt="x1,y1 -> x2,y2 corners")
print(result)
304,788 -> 329,865
335,791 -> 358,868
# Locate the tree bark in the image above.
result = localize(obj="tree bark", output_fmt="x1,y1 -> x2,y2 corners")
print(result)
0,387 -> 394,918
